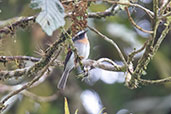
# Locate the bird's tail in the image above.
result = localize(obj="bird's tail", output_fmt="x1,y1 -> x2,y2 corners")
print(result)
57,69 -> 70,90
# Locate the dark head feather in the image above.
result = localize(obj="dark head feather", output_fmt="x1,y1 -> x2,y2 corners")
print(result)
73,30 -> 88,41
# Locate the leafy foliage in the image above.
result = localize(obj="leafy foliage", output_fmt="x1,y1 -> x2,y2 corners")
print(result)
30,0 -> 65,36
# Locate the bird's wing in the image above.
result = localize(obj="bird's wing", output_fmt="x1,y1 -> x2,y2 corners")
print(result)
64,49 -> 73,70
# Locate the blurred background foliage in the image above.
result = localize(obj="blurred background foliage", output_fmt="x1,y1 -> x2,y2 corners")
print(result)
0,0 -> 171,114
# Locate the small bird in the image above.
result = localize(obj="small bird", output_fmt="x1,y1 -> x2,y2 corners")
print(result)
58,30 -> 90,90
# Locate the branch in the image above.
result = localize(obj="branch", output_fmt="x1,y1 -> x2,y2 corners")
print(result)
0,31 -> 67,81
0,0 -> 157,39
82,58 -> 125,72
153,22 -> 171,53
88,5 -> 119,18
88,26 -> 128,67
127,40 -> 148,63
127,20 -> 171,89
125,7 -> 153,34
0,48 -> 61,112
0,0 -> 155,39
0,56 -> 40,63
104,0 -> 154,18
0,55 -> 63,68
138,76 -> 171,85
0,26 -> 127,81
124,1 -> 171,89
22,91 -> 58,102
159,11 -> 171,19
151,0 -> 160,45
0,16 -> 36,39
0,67 -> 30,81
0,8 -> 120,39
159,0 -> 170,16
133,0 -> 165,77
153,0 -> 159,18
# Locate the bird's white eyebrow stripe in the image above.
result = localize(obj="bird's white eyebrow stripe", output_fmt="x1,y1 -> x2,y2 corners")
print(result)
75,29 -> 88,36
73,30 -> 87,41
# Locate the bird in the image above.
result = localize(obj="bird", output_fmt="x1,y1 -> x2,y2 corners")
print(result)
57,30 -> 90,90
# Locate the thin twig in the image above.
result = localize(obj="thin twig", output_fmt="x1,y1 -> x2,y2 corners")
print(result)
153,0 -> 159,18
160,0 -> 171,15
153,22 -> 171,53
0,55 -> 63,67
127,40 -> 148,63
22,91 -> 58,102
125,7 -> 153,34
88,26 -> 128,67
0,67 -> 30,81
61,0 -> 96,4
151,0 -> 160,45
88,5 -> 119,18
138,76 -> 171,85
82,58 -> 125,72
0,16 -> 36,39
103,0 -> 154,18
97,58 -> 119,67
159,11 -> 171,19
0,56 -> 40,63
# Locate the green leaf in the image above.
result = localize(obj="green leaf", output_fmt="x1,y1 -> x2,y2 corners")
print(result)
64,97 -> 70,114
30,0 -> 65,36
74,109 -> 78,114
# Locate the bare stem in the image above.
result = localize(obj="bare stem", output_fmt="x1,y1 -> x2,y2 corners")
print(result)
22,91 -> 58,102
127,40 -> 148,63
103,0 -> 154,18
82,58 -> 125,72
159,11 -> 171,19
153,0 -> 159,18
125,7 -> 153,34
160,0 -> 171,15
88,26 -> 128,67
153,22 -> 171,54
138,76 -> 171,85
88,5 -> 119,18
0,56 -> 40,63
